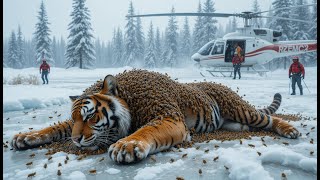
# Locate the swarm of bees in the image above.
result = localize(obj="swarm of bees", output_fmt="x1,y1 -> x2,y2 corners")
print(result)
44,141 -> 107,156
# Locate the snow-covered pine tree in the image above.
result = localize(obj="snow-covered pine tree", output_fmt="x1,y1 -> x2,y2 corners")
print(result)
154,27 -> 162,67
59,36 -> 66,68
291,0 -> 311,41
106,41 -> 113,67
95,38 -> 101,67
265,5 -> 273,28
7,31 -> 20,68
34,0 -> 54,65
144,21 -> 156,68
231,16 -> 238,32
309,0 -> 317,40
216,23 -> 225,38
269,0 -> 294,69
291,0 -> 312,65
193,1 -> 205,52
123,1 -> 137,66
159,29 -> 169,68
179,17 -> 192,64
202,0 -> 218,42
166,7 -> 179,68
65,0 -> 96,69
225,18 -> 232,33
22,38 -> 35,68
135,16 -> 145,65
16,25 -> 25,68
112,27 -> 124,67
252,0 -> 264,28
3,39 -> 8,67
51,36 -> 58,67
111,28 -> 117,65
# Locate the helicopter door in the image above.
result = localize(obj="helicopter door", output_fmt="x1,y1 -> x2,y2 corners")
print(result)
225,40 -> 246,63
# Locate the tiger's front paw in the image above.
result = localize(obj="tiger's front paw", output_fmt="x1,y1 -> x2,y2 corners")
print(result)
108,139 -> 151,164
11,133 -> 47,150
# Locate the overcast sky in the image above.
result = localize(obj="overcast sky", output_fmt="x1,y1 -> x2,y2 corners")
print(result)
4,0 -> 281,42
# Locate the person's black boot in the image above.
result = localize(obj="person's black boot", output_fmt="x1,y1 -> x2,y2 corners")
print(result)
300,89 -> 303,95
291,92 -> 296,95
43,82 -> 45,84
233,77 -> 236,79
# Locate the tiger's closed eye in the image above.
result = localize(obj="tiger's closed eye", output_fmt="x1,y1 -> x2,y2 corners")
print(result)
86,113 -> 97,123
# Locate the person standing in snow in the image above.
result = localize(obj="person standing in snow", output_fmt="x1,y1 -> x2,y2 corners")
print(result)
232,43 -> 243,79
289,56 -> 305,95
39,59 -> 50,84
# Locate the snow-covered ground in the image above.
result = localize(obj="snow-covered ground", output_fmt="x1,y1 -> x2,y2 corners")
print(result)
3,66 -> 317,180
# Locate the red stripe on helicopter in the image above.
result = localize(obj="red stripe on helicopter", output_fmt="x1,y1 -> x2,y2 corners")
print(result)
245,52 -> 263,57
246,45 -> 279,55
307,43 -> 317,51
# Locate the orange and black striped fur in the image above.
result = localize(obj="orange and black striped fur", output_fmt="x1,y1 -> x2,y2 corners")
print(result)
11,70 -> 299,163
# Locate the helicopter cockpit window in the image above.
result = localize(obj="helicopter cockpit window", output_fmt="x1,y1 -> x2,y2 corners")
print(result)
211,42 -> 224,55
253,29 -> 267,36
198,41 -> 215,56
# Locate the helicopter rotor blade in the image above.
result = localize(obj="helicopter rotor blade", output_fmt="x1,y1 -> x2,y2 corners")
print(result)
127,12 -> 237,18
252,3 -> 317,15
258,15 -> 314,24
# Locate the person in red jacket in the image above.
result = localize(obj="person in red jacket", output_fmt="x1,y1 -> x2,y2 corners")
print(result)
39,59 -> 50,84
289,56 -> 305,95
232,53 -> 243,79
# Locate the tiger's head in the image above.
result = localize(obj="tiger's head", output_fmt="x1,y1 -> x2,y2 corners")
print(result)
69,75 -> 131,150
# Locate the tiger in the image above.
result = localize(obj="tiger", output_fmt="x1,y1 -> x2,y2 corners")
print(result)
11,69 -> 299,164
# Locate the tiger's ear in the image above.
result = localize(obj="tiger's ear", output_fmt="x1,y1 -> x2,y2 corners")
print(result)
99,75 -> 118,96
69,95 -> 80,102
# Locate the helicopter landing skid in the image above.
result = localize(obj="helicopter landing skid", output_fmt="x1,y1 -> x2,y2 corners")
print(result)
200,66 -> 269,77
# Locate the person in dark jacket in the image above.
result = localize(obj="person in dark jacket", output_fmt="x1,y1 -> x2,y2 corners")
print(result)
289,56 -> 305,95
39,59 -> 50,84
232,54 -> 243,79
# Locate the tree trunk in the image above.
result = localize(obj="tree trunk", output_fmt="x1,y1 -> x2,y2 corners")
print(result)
80,51 -> 82,69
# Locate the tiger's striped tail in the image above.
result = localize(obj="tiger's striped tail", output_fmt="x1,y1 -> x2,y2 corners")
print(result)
258,93 -> 281,115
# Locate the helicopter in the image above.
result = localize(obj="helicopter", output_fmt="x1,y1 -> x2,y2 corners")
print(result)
128,3 -> 317,76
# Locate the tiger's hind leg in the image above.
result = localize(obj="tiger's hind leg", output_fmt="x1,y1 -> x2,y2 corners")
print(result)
108,116 -> 190,164
11,120 -> 73,150
231,108 -> 299,139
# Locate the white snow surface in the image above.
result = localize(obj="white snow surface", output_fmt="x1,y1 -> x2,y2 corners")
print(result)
3,66 -> 317,180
